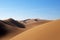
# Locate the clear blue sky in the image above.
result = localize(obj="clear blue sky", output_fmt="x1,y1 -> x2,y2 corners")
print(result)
0,0 -> 60,20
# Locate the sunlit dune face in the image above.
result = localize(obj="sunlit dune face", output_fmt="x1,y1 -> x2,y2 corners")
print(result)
10,20 -> 60,40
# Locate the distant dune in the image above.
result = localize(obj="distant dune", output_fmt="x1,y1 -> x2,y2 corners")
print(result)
20,19 -> 50,30
10,20 -> 60,40
0,18 -> 51,40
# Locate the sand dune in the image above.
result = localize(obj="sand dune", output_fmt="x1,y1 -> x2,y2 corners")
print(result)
3,18 -> 25,28
1,18 -> 50,32
20,19 -> 50,30
0,20 -> 25,40
10,20 -> 60,40
20,19 -> 50,25
0,18 -> 51,40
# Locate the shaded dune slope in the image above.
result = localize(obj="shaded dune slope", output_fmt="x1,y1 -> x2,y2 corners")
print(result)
0,21 -> 8,37
0,20 -> 25,40
10,20 -> 60,40
3,18 -> 25,28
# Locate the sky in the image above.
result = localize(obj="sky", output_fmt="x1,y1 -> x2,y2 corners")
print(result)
0,0 -> 60,20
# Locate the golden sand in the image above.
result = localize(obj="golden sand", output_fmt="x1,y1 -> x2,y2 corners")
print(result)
10,20 -> 60,40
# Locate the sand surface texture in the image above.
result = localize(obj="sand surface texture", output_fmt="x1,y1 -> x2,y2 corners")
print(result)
10,20 -> 60,40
